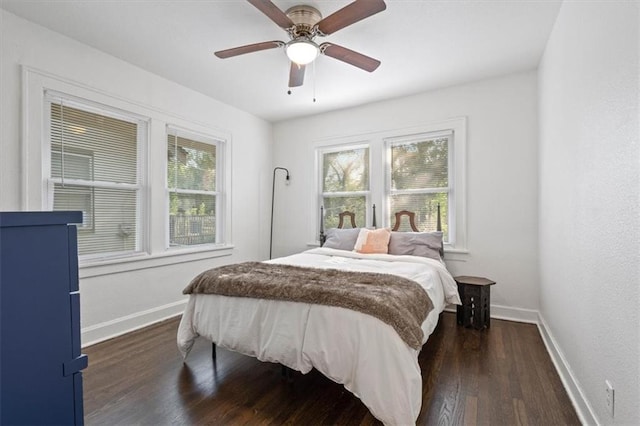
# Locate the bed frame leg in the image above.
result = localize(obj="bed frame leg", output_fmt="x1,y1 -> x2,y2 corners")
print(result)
212,342 -> 217,361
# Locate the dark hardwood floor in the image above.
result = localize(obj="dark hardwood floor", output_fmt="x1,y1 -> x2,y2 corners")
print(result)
83,312 -> 580,425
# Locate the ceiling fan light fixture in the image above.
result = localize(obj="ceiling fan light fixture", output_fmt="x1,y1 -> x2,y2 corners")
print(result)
286,39 -> 319,65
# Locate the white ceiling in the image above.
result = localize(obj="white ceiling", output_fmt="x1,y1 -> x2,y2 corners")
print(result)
1,0 -> 562,122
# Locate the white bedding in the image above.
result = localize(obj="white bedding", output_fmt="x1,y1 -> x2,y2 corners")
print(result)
177,247 -> 460,425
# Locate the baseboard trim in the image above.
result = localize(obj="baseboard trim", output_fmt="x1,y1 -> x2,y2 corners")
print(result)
491,304 -> 539,324
444,304 -> 538,324
81,299 -> 187,348
537,313 -> 599,425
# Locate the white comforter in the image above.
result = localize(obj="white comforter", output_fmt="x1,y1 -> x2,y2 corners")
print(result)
177,247 -> 460,425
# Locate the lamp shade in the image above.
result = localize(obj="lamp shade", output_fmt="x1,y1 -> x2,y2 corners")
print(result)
286,40 -> 319,65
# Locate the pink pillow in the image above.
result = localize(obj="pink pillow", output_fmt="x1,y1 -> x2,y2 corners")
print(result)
353,228 -> 391,254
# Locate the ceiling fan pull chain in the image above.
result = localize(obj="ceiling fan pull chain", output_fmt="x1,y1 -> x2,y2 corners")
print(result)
313,60 -> 317,103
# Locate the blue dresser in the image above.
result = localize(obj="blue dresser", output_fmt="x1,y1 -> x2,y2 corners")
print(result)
1,211 -> 88,425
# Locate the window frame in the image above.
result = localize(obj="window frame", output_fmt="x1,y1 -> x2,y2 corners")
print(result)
317,142 -> 372,230
385,129 -> 455,244
166,125 -> 226,250
44,91 -> 148,261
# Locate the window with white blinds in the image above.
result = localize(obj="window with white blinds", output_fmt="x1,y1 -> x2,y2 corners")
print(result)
48,96 -> 146,258
167,128 -> 220,247
319,146 -> 369,228
388,131 -> 452,241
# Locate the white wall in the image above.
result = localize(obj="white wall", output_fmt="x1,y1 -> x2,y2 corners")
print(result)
5,6 -> 638,423
0,10 -> 274,344
273,71 -> 540,320
538,1 -> 639,424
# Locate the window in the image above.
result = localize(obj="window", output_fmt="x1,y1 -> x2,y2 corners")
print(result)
27,70 -> 233,273
387,131 -> 452,242
313,118 -> 466,251
47,96 -> 146,258
319,145 -> 370,228
167,127 -> 222,247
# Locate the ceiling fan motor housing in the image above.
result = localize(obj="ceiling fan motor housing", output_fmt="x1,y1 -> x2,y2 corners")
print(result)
285,5 -> 322,38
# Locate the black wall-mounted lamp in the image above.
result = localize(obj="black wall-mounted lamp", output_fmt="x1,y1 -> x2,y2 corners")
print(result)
270,167 -> 290,259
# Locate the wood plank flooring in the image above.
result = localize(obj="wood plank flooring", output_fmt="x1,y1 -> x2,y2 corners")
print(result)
83,313 -> 580,425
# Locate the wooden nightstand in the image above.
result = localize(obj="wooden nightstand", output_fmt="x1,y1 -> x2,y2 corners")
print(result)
455,276 -> 496,330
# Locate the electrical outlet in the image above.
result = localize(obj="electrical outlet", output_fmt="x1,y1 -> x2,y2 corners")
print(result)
605,380 -> 615,417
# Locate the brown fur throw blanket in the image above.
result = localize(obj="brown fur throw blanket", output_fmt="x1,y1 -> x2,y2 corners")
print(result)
183,262 -> 433,349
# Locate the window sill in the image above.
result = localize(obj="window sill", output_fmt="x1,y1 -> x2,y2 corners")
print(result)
442,249 -> 469,262
79,244 -> 234,278
444,248 -> 469,254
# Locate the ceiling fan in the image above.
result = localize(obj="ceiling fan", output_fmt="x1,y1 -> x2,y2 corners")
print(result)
215,0 -> 387,89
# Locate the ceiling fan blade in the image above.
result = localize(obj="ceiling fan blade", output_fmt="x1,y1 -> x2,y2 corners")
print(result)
320,43 -> 381,72
316,0 -> 386,36
247,0 -> 294,30
215,41 -> 283,59
289,63 -> 306,87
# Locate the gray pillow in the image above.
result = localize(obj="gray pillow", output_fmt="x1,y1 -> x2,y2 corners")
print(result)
388,231 -> 444,260
323,228 -> 361,251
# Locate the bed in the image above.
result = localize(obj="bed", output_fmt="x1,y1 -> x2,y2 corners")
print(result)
177,208 -> 460,425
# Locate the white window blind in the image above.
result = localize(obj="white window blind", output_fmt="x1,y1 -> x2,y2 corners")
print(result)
388,133 -> 451,240
167,128 -> 219,247
48,97 -> 145,257
320,146 -> 369,228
